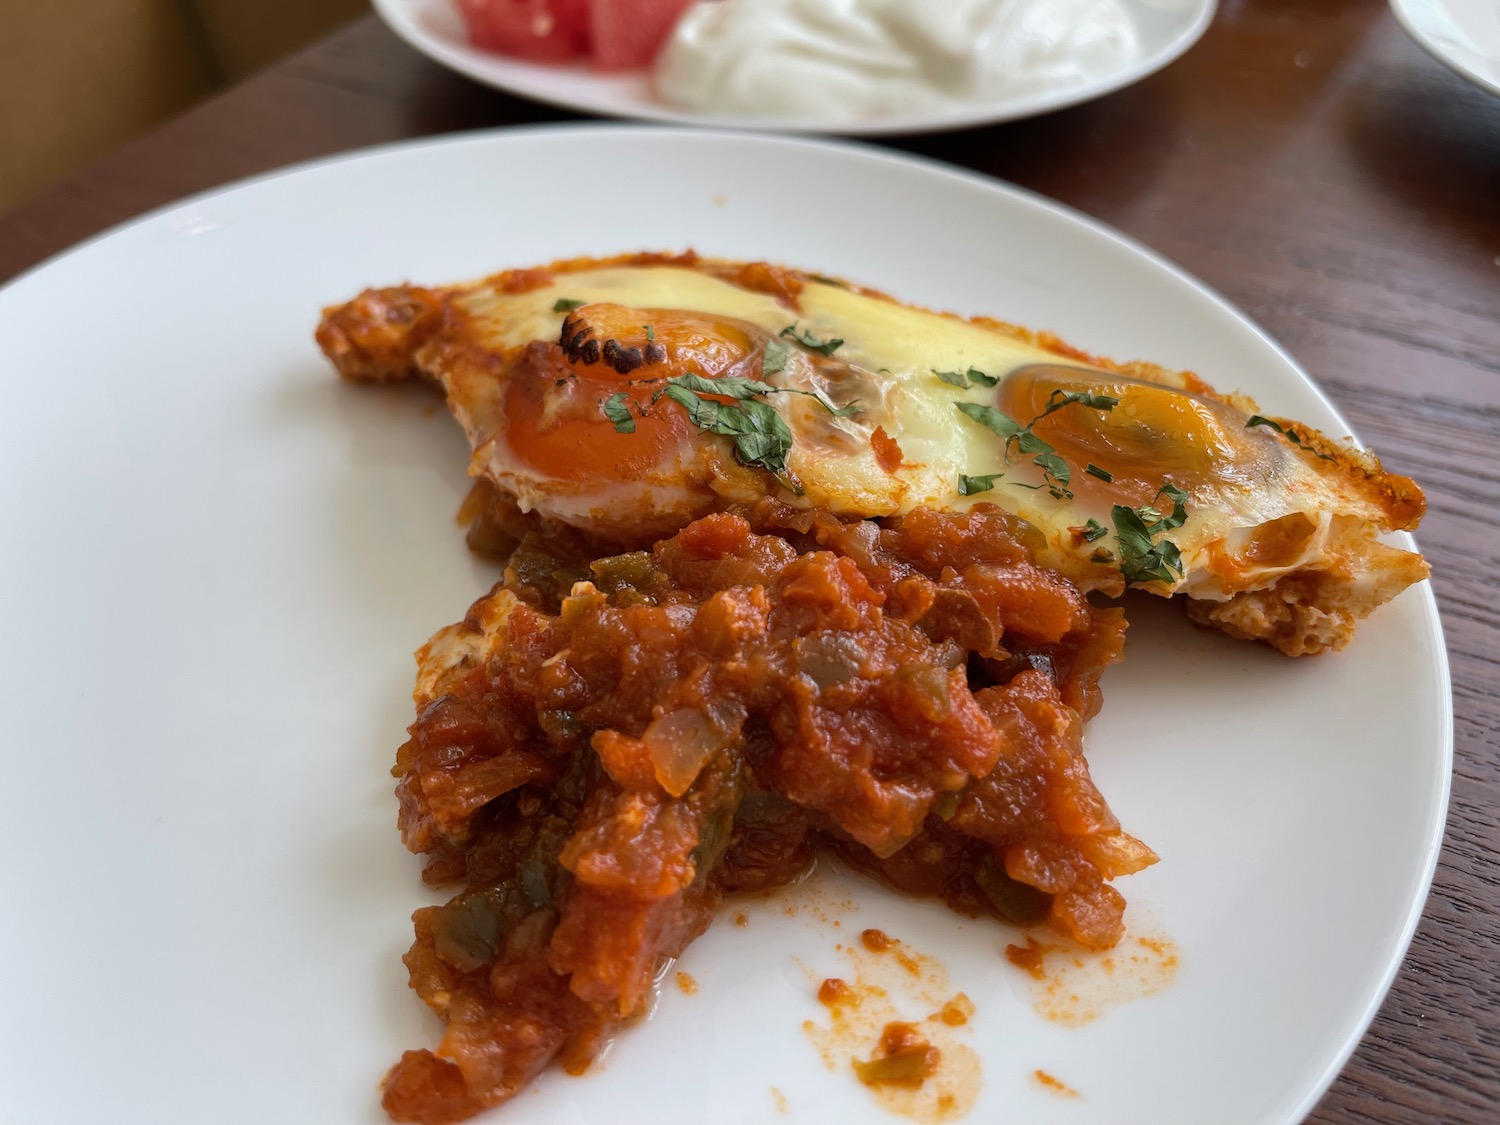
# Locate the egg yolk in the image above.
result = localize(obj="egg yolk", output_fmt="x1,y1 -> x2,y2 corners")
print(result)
502,305 -> 762,483
997,365 -> 1280,504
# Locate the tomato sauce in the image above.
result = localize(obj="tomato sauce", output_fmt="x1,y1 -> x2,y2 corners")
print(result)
380,500 -> 1143,1122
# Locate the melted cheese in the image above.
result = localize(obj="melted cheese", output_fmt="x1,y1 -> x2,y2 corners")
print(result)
450,264 -> 1415,604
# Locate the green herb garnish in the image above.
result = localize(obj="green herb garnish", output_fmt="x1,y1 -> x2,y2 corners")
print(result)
659,382 -> 796,484
958,472 -> 1005,495
955,401 -> 1022,439
761,338 -> 791,376
1085,463 -> 1114,482
934,366 -> 999,389
1246,415 -> 1335,461
780,324 -> 844,357
1079,518 -> 1109,542
602,392 -> 636,433
1111,482 -> 1190,586
552,297 -> 585,313
593,372 -> 852,488
954,388 -> 1117,500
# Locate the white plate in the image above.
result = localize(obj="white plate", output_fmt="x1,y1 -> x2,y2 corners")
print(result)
372,0 -> 1217,134
0,127 -> 1449,1125
1391,0 -> 1500,97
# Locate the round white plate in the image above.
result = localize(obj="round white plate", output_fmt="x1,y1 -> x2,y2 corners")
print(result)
372,0 -> 1217,134
0,127 -> 1449,1125
1391,0 -> 1500,97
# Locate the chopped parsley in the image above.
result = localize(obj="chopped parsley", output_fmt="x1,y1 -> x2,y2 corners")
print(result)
955,401 -> 1022,439
954,389 -> 1118,501
656,378 -> 797,485
1246,415 -> 1335,460
602,392 -> 636,433
761,338 -> 791,376
552,297 -> 586,313
645,325 -> 655,342
1111,482 -> 1190,586
1079,518 -> 1109,542
934,367 -> 999,389
780,324 -> 844,357
598,370 -> 857,488
958,472 -> 1006,496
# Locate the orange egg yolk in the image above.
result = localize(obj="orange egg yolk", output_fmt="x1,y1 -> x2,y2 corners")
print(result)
996,365 -> 1279,504
502,305 -> 762,484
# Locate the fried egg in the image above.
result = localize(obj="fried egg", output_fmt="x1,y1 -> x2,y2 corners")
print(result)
317,254 -> 1427,654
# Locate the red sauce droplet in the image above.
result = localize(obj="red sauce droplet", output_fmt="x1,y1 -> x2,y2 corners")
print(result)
819,977 -> 851,1006
871,425 -> 904,473
932,994 -> 973,1027
853,1022 -> 941,1088
1034,1069 -> 1081,1098
1005,937 -> 1048,980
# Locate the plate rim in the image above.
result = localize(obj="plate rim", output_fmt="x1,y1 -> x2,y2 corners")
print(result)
1389,0 -> 1500,98
369,0 -> 1220,135
0,122 -> 1455,1125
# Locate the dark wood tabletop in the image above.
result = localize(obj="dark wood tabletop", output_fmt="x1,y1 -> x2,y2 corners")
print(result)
3,2 -> 1495,1121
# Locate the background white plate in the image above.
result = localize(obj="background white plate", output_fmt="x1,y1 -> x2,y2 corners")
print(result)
373,0 -> 1217,134
1391,0 -> 1500,97
0,127 -> 1449,1125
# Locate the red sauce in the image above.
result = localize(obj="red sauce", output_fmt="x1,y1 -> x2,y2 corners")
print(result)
495,267 -> 554,294
819,977 -> 852,1006
871,425 -> 904,472
1005,937 -> 1048,980
381,501 -> 1137,1123
854,1022 -> 942,1089
1034,1070 -> 1081,1098
931,995 -> 973,1027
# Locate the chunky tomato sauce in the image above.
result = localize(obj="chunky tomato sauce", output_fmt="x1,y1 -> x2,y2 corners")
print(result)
381,501 -> 1148,1123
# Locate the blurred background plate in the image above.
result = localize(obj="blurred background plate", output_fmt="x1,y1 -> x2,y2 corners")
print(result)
372,0 -> 1217,134
1390,0 -> 1500,97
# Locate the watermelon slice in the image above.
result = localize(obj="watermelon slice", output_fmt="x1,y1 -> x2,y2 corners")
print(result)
456,0 -> 590,63
588,0 -> 696,69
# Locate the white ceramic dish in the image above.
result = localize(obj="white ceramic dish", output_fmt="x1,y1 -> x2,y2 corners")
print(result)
1390,0 -> 1500,97
372,0 -> 1217,134
0,126 -> 1449,1125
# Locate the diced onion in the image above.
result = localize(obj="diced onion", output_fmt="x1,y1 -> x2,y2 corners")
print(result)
642,708 -> 731,797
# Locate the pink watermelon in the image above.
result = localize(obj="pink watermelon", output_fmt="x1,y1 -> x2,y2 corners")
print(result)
457,0 -> 590,63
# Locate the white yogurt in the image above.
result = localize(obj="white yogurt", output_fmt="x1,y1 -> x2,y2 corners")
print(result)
656,0 -> 1141,120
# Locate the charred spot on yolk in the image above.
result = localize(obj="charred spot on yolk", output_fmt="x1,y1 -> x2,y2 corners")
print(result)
564,303 -> 760,380
501,305 -> 764,484
997,366 -> 1281,504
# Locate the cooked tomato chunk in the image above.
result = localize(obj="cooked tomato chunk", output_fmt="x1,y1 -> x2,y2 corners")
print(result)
382,503 -> 1150,1122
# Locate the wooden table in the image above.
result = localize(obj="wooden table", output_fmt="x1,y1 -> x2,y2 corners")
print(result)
3,4 -> 1494,1121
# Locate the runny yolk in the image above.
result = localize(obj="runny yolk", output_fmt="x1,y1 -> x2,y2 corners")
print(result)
502,305 -> 761,484
996,365 -> 1280,504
